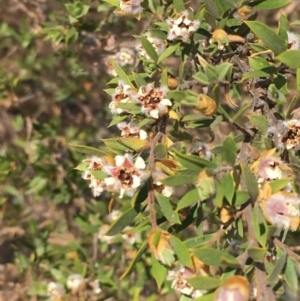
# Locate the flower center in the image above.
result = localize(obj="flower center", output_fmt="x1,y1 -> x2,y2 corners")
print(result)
139,89 -> 162,108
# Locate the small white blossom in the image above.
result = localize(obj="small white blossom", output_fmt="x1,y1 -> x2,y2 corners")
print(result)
105,209 -> 122,223
103,154 -> 148,198
121,226 -> 141,244
167,266 -> 206,298
87,279 -> 102,295
116,47 -> 135,66
47,282 -> 66,299
137,33 -> 166,59
132,83 -> 172,119
117,121 -> 148,140
275,119 -> 300,150
287,31 -> 300,50
120,0 -> 143,15
67,274 -> 85,294
152,169 -> 174,197
103,55 -> 117,76
110,81 -> 134,115
166,11 -> 200,42
98,224 -> 116,244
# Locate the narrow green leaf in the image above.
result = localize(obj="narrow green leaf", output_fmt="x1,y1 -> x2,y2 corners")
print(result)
269,179 -> 291,193
223,136 -> 237,165
177,188 -> 200,210
204,0 -> 219,18
151,254 -> 168,289
170,235 -> 193,268
278,13 -> 289,41
108,114 -> 127,127
249,57 -> 270,70
157,43 -> 180,63
161,173 -> 198,187
184,234 -> 214,248
297,69 -> 300,91
266,252 -> 287,283
120,242 -> 147,280
111,60 -> 134,88
213,181 -> 224,207
233,190 -> 250,207
252,203 -> 267,246
241,165 -> 258,201
251,0 -> 291,10
284,256 -> 298,293
244,21 -> 286,55
188,276 -> 221,290
222,173 -> 235,204
106,206 -> 140,236
174,152 -> 217,170
133,72 -> 147,87
276,50 -> 300,68
241,67 -> 277,81
140,36 -> 159,63
155,192 -> 181,224
194,293 -> 214,301
193,72 -> 211,85
161,68 -> 168,86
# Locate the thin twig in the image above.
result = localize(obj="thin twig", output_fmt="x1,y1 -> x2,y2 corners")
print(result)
274,237 -> 300,261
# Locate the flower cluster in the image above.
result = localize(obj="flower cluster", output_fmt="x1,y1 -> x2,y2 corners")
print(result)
82,154 -> 149,198
166,10 -> 200,42
47,275 -> 101,300
136,32 -> 166,59
117,121 -> 148,140
110,81 -> 172,119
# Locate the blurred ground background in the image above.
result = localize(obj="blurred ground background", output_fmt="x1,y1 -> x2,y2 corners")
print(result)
0,0 -> 300,300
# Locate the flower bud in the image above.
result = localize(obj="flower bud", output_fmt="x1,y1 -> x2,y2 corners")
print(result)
212,29 -> 229,45
195,94 -> 217,116
167,78 -> 179,90
214,276 -> 250,301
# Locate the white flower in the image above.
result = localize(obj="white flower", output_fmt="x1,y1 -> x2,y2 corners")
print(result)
87,279 -> 102,295
287,31 -> 300,50
110,81 -> 134,115
67,274 -> 85,294
277,119 -> 300,150
167,267 -> 206,298
120,0 -> 143,15
105,209 -> 122,223
121,226 -> 141,244
103,154 -> 148,198
103,55 -> 117,76
152,169 -> 174,197
116,47 -> 135,66
117,121 -> 148,140
137,33 -> 166,59
132,83 -> 172,119
47,282 -> 66,299
257,157 -> 283,182
166,11 -> 200,42
263,194 -> 300,230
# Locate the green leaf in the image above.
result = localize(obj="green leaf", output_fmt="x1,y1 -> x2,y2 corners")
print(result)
213,181 -> 224,207
241,165 -> 258,201
284,256 -> 298,293
247,114 -> 268,135
155,192 -> 181,224
233,190 -> 250,207
252,203 -> 267,246
251,0 -> 291,10
161,173 -> 198,187
194,247 -> 239,267
140,36 -> 159,63
244,21 -> 286,55
249,57 -> 270,70
204,0 -> 219,18
161,68 -> 168,86
297,69 -> 300,91
278,13 -> 289,41
120,241 -> 147,280
69,144 -> 108,155
157,43 -> 180,64
108,114 -> 127,127
177,188 -> 200,210
266,252 -> 287,283
194,293 -> 214,301
102,0 -> 119,7
151,254 -> 168,289
222,173 -> 235,204
133,72 -> 147,88
174,152 -> 217,171
188,276 -> 221,290
111,60 -> 134,88
74,162 -> 89,171
106,206 -> 141,236
241,67 -> 277,81
276,50 -> 300,68
170,235 -> 193,268
215,0 -> 238,15
193,72 -> 211,85
217,62 -> 233,81
223,136 -> 236,165
102,138 -> 148,152
269,179 -> 291,193
184,234 -> 214,248
248,247 -> 267,260
173,0 -> 185,12
167,90 -> 186,102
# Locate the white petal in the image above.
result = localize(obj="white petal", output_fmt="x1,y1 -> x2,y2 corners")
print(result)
115,155 -> 125,167
150,109 -> 160,119
161,98 -> 172,106
132,175 -> 142,188
134,157 -> 146,169
139,129 -> 148,140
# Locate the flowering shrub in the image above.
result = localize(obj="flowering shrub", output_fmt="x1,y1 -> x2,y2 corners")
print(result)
72,0 -> 300,300
2,0 -> 300,300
